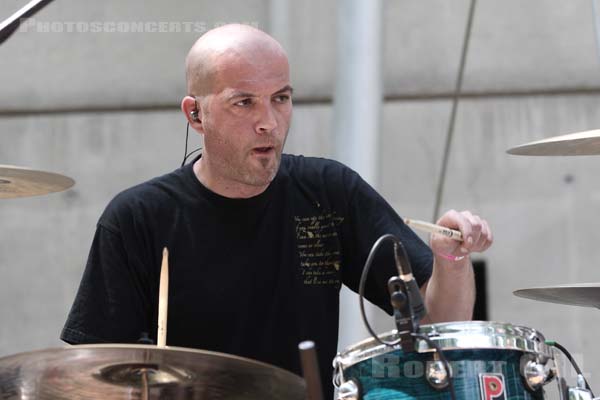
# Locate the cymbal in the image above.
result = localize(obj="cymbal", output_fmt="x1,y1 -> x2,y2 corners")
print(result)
0,164 -> 74,199
0,344 -> 306,399
513,283 -> 600,308
506,129 -> 600,156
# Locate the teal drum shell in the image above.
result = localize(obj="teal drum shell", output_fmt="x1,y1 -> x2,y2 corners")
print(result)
334,321 -> 552,400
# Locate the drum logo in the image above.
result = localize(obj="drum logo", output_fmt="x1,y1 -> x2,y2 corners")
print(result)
479,373 -> 506,400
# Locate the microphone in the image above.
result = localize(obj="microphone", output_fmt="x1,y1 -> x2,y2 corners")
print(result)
357,233 -> 427,352
385,238 -> 427,353
393,241 -> 427,321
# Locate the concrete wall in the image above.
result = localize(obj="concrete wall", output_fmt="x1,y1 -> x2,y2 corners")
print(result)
2,0 -> 600,394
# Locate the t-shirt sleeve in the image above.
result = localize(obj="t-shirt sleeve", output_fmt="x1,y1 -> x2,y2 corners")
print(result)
61,223 -> 154,344
339,169 -> 433,315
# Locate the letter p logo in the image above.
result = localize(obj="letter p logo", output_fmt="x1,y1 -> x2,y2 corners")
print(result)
479,373 -> 506,400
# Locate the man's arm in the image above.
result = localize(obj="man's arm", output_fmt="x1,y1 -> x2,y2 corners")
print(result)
419,209 -> 492,323
61,223 -> 153,345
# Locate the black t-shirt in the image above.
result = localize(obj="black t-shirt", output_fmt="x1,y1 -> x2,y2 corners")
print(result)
61,154 -> 433,399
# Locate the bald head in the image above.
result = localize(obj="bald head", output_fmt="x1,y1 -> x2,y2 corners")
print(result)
185,24 -> 289,96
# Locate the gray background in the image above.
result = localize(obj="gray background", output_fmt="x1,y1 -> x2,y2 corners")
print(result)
2,0 -> 600,395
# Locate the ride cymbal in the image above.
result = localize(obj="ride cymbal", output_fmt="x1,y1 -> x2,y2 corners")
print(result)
507,129 -> 600,156
513,283 -> 600,308
0,165 -> 74,199
0,344 -> 306,399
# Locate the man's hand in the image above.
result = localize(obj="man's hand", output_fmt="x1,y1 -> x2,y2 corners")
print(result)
430,210 -> 493,260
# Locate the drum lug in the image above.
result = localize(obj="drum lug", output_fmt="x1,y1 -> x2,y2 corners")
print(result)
567,386 -> 594,400
332,354 -> 345,388
565,374 -> 594,400
520,353 -> 550,391
336,378 -> 362,400
426,359 -> 451,390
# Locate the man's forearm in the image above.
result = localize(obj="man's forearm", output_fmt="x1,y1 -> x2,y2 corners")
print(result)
421,256 -> 475,324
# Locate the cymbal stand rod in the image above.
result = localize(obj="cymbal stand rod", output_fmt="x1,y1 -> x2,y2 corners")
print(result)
591,0 -> 600,64
298,341 -> 323,400
141,368 -> 149,400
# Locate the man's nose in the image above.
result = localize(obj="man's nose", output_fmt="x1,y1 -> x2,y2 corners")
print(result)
255,102 -> 277,134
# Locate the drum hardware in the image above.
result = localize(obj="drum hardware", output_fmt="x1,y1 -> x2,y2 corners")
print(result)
334,321 -> 556,400
388,276 -> 417,353
557,373 -> 594,400
0,246 -> 309,400
425,355 -> 451,390
94,361 -> 191,386
299,340 -> 324,400
546,340 -> 595,398
0,344 -> 307,399
514,283 -> 600,309
520,353 -> 552,391
358,234 -> 426,349
0,0 -> 55,45
336,378 -> 361,400
514,284 -> 599,398
506,129 -> 600,156
350,233 -> 458,400
507,131 -> 600,397
136,331 -> 154,345
0,164 -> 74,199
566,375 -> 594,400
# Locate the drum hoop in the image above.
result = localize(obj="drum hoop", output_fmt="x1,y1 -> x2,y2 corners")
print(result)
335,321 -> 551,369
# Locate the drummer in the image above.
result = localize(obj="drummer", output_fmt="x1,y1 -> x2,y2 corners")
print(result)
61,24 -> 493,399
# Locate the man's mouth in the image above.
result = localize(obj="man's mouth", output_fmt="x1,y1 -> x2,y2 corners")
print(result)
252,146 -> 275,154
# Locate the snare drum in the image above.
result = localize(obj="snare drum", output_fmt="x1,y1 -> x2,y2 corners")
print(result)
334,321 -> 553,400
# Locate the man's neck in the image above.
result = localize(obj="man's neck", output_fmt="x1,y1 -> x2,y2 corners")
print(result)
192,157 -> 269,199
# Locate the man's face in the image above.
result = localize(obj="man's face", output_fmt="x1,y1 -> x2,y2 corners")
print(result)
199,52 -> 292,189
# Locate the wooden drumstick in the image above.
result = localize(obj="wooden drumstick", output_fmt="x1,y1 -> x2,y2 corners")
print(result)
404,218 -> 463,241
157,247 -> 169,348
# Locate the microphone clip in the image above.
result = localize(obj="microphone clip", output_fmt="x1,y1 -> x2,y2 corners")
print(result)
388,276 -> 417,353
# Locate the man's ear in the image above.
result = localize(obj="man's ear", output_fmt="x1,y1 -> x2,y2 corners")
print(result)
181,96 -> 203,132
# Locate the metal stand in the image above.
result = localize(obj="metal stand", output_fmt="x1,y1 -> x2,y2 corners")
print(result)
0,0 -> 55,45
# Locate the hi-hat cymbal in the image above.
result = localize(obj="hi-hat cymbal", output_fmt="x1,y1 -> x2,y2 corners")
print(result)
0,165 -> 74,199
507,129 -> 600,156
0,344 -> 306,399
513,283 -> 600,308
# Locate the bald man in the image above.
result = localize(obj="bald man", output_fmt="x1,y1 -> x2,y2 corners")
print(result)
62,24 -> 492,399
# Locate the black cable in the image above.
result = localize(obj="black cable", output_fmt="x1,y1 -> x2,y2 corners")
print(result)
358,235 -> 456,399
181,122 -> 190,167
432,0 -> 478,221
181,148 -> 202,166
546,340 -> 595,396
412,333 -> 457,400
181,122 -> 202,167
358,234 -> 402,347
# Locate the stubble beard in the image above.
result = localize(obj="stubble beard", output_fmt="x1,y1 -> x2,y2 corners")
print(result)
228,131 -> 288,188
236,149 -> 281,187
204,121 -> 289,190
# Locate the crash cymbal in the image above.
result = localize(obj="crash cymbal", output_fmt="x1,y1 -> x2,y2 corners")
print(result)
507,129 -> 600,156
0,344 -> 306,399
0,164 -> 74,199
513,283 -> 600,308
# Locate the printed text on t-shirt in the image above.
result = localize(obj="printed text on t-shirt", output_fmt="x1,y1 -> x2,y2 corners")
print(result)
295,213 -> 344,287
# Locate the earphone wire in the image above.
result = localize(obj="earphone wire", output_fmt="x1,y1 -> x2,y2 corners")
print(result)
181,121 -> 202,167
